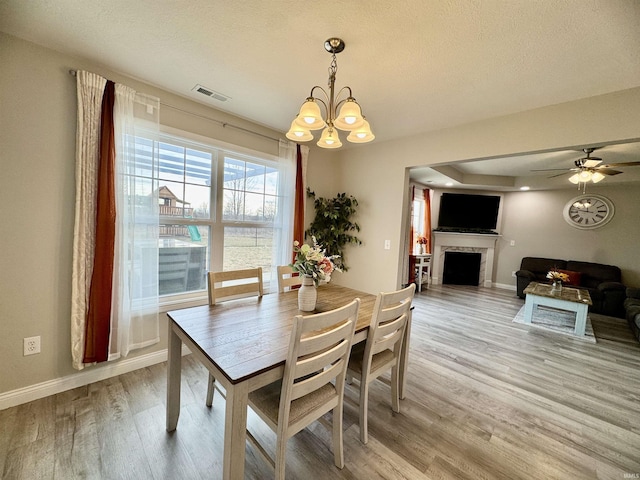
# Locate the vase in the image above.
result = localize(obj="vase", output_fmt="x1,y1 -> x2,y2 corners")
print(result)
551,280 -> 563,294
298,275 -> 317,311
418,245 -> 425,255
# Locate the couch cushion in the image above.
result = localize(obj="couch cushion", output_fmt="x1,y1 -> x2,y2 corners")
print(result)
557,269 -> 582,286
566,261 -> 621,289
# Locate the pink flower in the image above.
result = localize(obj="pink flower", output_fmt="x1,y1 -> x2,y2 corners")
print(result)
319,258 -> 334,274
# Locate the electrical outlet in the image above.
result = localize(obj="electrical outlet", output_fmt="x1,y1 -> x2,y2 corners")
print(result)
384,240 -> 391,250
512,271 -> 517,278
24,336 -> 41,356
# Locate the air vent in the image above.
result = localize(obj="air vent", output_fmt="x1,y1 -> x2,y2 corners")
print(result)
192,84 -> 231,102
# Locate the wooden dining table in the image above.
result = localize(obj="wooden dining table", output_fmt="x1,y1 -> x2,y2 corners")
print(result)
166,283 -> 412,480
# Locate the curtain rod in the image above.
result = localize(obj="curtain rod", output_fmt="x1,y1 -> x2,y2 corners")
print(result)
69,69 -> 282,143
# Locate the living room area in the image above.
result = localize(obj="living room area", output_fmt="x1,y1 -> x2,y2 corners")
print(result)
406,148 -> 640,347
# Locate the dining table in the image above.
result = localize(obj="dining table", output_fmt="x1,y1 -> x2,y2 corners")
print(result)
166,283 -> 413,480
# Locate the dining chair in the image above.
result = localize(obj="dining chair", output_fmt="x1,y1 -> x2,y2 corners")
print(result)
205,267 -> 264,407
346,283 -> 415,444
276,265 -> 303,293
246,298 -> 360,480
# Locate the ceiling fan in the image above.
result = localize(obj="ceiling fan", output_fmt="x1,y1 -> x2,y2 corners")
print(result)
532,147 -> 640,183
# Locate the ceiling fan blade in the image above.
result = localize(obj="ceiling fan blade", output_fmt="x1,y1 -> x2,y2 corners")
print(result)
547,172 -> 570,179
598,168 -> 622,176
530,168 -> 575,172
583,159 -> 602,167
598,161 -> 640,168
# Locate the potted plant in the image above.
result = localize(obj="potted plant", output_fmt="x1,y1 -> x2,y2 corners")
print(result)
305,189 -> 362,271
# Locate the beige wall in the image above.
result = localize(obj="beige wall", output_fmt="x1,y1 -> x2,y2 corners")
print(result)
330,88 -> 640,293
497,184 -> 640,287
2,31 -> 640,398
0,33 -> 294,395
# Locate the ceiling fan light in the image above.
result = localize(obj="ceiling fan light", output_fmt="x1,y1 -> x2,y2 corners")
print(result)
334,98 -> 365,130
579,170 -> 593,181
591,172 -> 606,183
569,173 -> 581,184
294,98 -> 326,130
285,118 -> 313,142
317,126 -> 342,149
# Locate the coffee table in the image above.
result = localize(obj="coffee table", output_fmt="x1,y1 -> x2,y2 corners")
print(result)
523,282 -> 592,336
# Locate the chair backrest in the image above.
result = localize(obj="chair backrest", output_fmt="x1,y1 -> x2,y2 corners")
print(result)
278,298 -> 360,433
277,265 -> 303,293
363,284 -> 415,375
207,267 -> 264,305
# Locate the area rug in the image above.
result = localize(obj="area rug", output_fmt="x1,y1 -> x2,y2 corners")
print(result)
512,305 -> 596,343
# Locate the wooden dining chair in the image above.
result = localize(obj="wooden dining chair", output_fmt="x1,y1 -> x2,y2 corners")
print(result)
276,265 -> 302,293
205,267 -> 264,407
207,267 -> 264,305
346,283 -> 415,444
246,298 -> 360,480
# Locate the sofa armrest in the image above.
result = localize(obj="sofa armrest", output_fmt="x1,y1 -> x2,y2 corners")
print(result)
597,281 -> 626,292
626,287 -> 640,300
516,269 -> 536,280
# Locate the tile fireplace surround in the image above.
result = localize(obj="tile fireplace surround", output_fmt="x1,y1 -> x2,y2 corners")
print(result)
431,231 -> 501,287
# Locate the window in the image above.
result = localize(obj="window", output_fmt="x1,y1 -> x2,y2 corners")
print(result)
151,130 -> 290,299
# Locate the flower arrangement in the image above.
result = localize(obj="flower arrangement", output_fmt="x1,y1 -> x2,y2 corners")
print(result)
291,236 -> 341,286
416,236 -> 428,245
547,269 -> 569,284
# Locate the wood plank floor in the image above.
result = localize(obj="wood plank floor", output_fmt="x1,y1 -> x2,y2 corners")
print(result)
2,285 -> 639,479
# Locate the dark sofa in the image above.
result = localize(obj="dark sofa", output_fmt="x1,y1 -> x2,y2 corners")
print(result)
516,256 -> 626,318
624,288 -> 640,342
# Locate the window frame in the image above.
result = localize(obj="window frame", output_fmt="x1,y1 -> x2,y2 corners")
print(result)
157,126 -> 281,308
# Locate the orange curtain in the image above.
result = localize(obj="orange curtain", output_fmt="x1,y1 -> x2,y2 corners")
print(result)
423,188 -> 432,253
84,80 -> 116,363
408,185 -> 415,254
292,144 -> 304,261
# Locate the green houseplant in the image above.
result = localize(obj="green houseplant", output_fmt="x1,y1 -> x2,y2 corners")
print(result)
305,189 -> 361,271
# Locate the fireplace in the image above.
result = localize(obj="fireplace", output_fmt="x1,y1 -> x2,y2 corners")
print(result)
443,252 -> 481,285
431,231 -> 500,287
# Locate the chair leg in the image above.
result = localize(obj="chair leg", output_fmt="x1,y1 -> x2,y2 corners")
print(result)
359,380 -> 369,444
332,405 -> 345,469
391,365 -> 400,413
275,436 -> 287,480
206,373 -> 215,407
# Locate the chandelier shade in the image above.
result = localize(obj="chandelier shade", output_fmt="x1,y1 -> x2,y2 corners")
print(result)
346,118 -> 375,143
294,99 -> 326,130
286,38 -> 374,149
317,126 -> 343,149
285,117 -> 314,142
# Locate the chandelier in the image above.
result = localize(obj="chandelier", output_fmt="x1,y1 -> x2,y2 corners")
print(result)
286,38 -> 374,149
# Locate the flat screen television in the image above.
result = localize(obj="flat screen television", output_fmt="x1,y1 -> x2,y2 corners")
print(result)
437,193 -> 500,231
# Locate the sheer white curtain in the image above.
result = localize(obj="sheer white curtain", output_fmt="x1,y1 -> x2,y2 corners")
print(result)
110,85 -> 160,359
269,140 -> 298,290
71,71 -> 107,370
71,71 -> 160,369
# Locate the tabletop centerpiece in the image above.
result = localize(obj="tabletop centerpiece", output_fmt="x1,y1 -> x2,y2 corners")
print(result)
547,269 -> 569,294
291,236 -> 340,311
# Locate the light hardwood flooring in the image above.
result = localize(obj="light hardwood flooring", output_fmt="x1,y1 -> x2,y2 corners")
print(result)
2,285 -> 639,479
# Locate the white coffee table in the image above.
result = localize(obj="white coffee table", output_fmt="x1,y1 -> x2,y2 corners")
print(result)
523,282 -> 592,336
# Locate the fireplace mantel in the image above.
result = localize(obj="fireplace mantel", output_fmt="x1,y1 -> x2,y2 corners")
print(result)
431,231 -> 501,287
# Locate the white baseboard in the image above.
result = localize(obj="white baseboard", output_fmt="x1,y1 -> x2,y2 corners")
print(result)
0,345 -> 191,411
494,282 -> 517,291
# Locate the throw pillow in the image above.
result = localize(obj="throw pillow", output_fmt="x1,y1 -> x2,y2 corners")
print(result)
558,269 -> 582,286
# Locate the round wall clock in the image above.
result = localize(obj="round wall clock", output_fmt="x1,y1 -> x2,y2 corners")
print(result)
563,194 -> 614,229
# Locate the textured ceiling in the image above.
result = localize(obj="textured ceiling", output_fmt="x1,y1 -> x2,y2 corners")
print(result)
2,0 -> 640,148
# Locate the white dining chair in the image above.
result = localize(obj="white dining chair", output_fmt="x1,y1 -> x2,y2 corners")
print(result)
246,298 -> 360,479
276,265 -> 303,293
205,267 -> 264,407
346,283 -> 415,444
